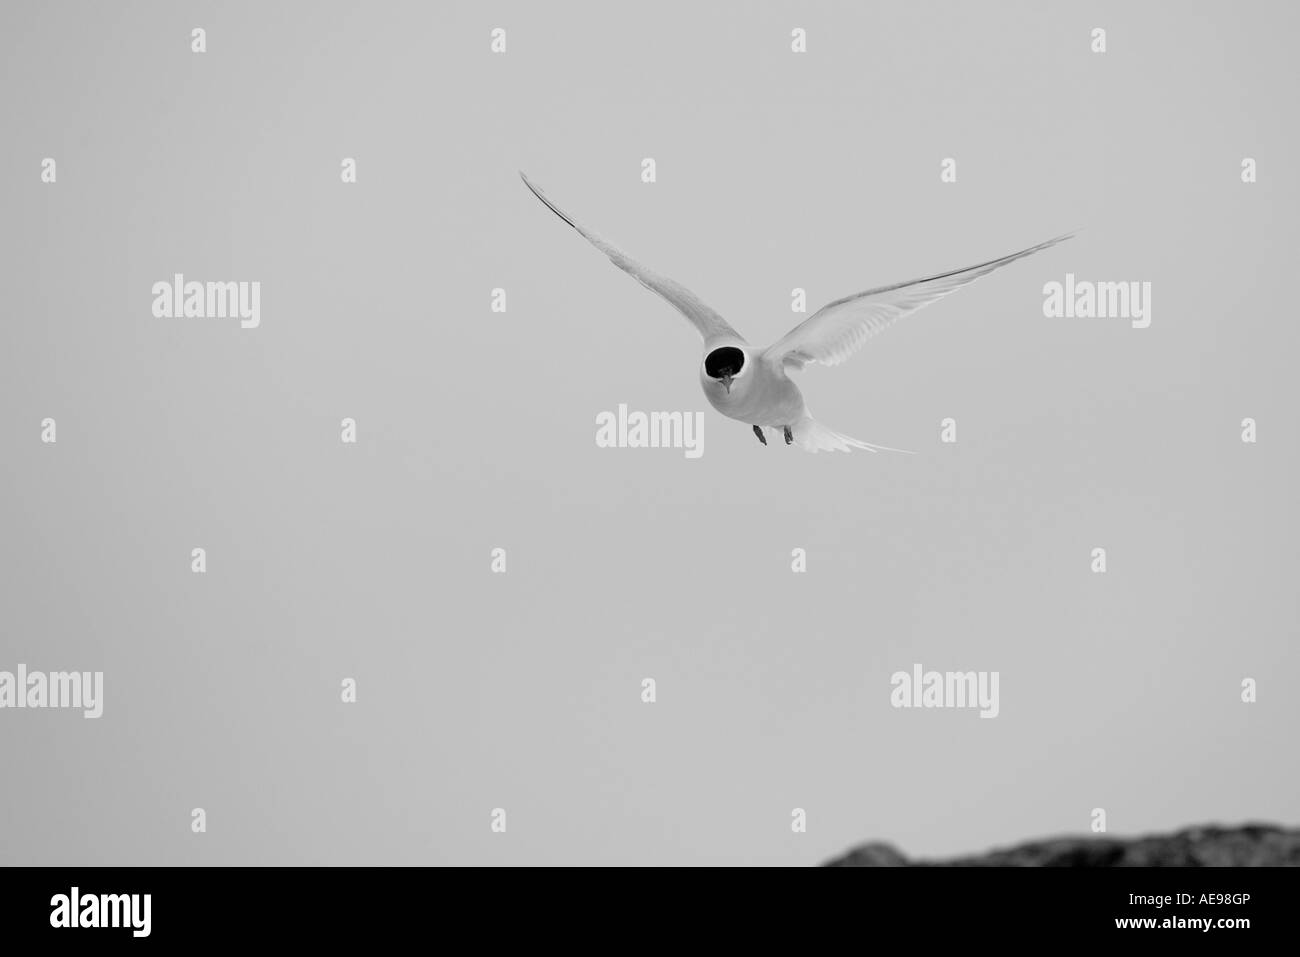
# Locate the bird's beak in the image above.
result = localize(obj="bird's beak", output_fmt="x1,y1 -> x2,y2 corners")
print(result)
722,374 -> 733,394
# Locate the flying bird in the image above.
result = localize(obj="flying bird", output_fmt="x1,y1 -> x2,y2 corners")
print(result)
520,172 -> 1071,453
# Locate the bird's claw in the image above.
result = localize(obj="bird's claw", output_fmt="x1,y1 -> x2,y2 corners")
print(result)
783,426 -> 794,445
753,425 -> 767,446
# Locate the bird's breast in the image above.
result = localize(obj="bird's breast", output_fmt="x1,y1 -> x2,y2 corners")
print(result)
700,362 -> 804,426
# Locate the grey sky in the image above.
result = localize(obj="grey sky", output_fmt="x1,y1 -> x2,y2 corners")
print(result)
1,0 -> 1296,866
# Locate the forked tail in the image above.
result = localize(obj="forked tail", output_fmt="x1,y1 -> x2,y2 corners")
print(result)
792,415 -> 914,454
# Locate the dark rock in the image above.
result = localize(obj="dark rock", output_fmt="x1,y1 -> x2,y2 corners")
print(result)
824,824 -> 1300,867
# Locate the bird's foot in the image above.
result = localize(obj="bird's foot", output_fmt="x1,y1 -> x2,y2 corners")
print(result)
783,426 -> 794,445
752,425 -> 767,446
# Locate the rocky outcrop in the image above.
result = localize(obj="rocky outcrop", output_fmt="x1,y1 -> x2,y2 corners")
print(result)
824,824 -> 1300,867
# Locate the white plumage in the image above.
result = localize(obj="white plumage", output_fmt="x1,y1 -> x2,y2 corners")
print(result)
521,172 -> 1071,453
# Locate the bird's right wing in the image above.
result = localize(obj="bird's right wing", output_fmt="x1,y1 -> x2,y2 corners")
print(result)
763,234 -> 1073,370
520,172 -> 745,343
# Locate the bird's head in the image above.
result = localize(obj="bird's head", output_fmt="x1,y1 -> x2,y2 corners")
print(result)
702,345 -> 748,395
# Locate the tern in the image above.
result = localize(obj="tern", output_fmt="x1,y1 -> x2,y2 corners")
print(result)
521,172 -> 1070,453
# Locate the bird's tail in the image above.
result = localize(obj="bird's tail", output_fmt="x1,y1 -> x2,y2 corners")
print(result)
792,415 -> 914,455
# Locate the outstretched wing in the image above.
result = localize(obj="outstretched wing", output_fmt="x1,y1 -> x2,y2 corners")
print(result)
763,234 -> 1073,370
520,172 -> 745,343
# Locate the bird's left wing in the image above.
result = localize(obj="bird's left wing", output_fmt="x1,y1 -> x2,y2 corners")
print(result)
520,172 -> 745,343
763,234 -> 1073,370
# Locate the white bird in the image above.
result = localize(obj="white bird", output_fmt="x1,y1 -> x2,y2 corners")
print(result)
520,172 -> 1071,453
